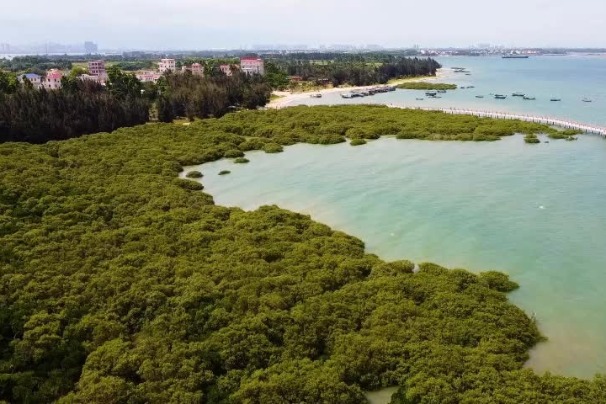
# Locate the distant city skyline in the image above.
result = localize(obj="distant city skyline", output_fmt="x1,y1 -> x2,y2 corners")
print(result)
1,0 -> 605,50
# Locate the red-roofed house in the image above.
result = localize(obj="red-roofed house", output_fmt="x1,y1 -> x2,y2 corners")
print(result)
43,69 -> 63,90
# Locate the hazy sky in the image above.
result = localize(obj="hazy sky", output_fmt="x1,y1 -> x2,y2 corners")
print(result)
1,0 -> 605,49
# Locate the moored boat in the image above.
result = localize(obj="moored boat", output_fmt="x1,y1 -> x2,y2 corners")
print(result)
494,94 -> 507,99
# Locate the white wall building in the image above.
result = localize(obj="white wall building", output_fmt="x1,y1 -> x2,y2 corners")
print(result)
158,58 -> 176,73
43,69 -> 63,90
18,73 -> 42,89
136,71 -> 162,83
240,57 -> 265,75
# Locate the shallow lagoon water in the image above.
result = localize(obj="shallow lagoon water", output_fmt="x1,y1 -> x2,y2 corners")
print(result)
291,55 -> 606,127
185,134 -> 606,378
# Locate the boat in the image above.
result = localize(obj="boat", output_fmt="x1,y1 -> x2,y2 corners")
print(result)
582,98 -> 592,103
415,97 -> 424,100
475,95 -> 484,98
550,98 -> 561,102
502,54 -> 529,59
467,85 -> 475,89
341,93 -> 352,99
310,93 -> 322,98
494,94 -> 507,99
523,96 -> 536,100
425,91 -> 437,96
465,73 -> 471,75
437,90 -> 447,93
512,92 -> 525,97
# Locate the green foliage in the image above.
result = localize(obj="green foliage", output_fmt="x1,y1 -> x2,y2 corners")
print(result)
0,80 -> 149,143
396,82 -> 457,90
263,143 -> 284,153
524,134 -> 541,144
0,106 -> 600,403
268,56 -> 441,86
218,170 -> 231,175
224,149 -> 245,158
161,72 -> 271,120
234,157 -> 250,164
185,171 -> 203,178
350,138 -> 367,146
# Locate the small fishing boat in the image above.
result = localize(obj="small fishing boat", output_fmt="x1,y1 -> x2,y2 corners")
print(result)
550,98 -> 561,102
494,94 -> 507,99
425,91 -> 438,96
512,92 -> 525,97
415,97 -> 424,100
310,93 -> 322,98
467,85 -> 475,89
582,98 -> 592,103
523,96 -> 536,100
475,95 -> 484,98
437,90 -> 447,93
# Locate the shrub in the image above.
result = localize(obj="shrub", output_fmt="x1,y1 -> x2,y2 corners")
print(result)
224,149 -> 245,158
263,143 -> 284,153
234,157 -> 250,164
218,170 -> 231,175
350,139 -> 367,146
185,171 -> 203,178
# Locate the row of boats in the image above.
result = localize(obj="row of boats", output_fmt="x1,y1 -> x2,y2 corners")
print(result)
340,85 -> 397,99
488,92 -> 592,102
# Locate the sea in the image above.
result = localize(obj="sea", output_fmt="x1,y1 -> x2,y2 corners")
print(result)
289,54 -> 606,127
185,55 -> 606,379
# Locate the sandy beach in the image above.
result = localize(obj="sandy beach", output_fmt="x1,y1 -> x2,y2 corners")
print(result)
267,68 -> 451,109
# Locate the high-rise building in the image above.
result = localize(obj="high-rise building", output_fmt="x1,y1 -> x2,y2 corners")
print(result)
84,41 -> 98,54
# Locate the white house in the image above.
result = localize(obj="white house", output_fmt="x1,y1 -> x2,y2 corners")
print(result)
18,73 -> 42,89
158,59 -> 176,73
43,69 -> 63,90
136,71 -> 162,83
240,57 -> 265,75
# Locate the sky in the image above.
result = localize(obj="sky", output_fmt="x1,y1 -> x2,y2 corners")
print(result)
1,0 -> 605,49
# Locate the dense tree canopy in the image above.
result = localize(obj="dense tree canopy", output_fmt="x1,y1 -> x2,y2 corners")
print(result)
0,78 -> 149,144
266,56 -> 441,87
0,106 -> 602,403
160,71 -> 271,121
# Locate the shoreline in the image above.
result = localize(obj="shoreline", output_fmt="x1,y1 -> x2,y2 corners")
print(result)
267,69 -> 451,109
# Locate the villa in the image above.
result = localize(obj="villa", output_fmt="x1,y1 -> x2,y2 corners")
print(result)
136,71 -> 162,83
18,73 -> 42,89
43,69 -> 63,90
158,58 -> 176,73
240,56 -> 265,75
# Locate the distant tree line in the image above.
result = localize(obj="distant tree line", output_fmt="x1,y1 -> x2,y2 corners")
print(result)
265,56 -> 442,87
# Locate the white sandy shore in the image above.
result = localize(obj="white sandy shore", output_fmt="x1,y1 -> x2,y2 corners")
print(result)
267,69 -> 451,109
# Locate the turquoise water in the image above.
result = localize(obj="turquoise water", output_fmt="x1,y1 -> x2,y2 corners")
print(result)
185,134 -> 606,378
290,55 -> 606,126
